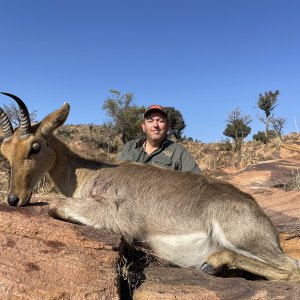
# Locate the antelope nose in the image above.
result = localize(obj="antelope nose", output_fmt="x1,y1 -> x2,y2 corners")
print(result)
7,194 -> 20,206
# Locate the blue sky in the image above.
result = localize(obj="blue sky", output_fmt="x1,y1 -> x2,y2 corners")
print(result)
1,0 -> 300,142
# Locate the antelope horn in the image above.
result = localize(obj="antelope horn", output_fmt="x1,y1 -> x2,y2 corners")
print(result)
0,107 -> 13,141
1,92 -> 31,137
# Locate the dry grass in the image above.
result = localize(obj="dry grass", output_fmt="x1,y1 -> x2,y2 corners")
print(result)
184,138 -> 281,171
34,174 -> 60,194
272,169 -> 300,191
286,170 -> 300,191
117,242 -> 156,295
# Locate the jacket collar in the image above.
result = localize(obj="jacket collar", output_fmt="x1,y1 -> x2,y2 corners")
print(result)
135,137 -> 172,149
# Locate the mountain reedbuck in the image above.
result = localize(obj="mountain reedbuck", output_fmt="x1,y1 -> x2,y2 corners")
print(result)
1,92 -> 300,282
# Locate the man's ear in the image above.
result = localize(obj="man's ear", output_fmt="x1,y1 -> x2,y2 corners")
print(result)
39,103 -> 70,137
141,120 -> 146,133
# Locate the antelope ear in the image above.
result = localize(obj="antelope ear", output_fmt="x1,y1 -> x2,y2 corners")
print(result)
39,103 -> 70,137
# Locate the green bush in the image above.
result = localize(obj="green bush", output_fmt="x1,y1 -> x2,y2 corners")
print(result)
253,130 -> 276,143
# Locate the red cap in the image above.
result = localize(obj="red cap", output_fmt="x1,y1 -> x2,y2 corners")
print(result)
144,104 -> 167,118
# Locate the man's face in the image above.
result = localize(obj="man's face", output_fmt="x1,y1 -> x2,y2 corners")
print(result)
142,111 -> 169,143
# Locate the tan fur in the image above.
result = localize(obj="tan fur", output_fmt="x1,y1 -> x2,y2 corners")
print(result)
1,102 -> 300,282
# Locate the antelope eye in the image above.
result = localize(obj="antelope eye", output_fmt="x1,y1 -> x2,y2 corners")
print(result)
30,142 -> 41,154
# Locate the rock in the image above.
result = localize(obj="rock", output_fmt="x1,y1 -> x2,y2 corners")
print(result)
133,264 -> 300,300
0,201 -> 121,299
225,157 -> 300,188
254,189 -> 300,261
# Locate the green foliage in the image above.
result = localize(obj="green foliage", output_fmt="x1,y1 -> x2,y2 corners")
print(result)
257,90 -> 280,143
164,107 -> 186,138
102,90 -> 189,143
223,108 -> 251,152
224,121 -> 251,139
257,90 -> 279,118
253,130 -> 277,144
102,90 -> 145,144
102,90 -> 188,143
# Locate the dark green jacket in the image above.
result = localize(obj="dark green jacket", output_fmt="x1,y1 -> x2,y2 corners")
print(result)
117,138 -> 201,174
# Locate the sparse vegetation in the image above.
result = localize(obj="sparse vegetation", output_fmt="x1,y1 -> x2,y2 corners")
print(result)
253,130 -> 277,144
0,155 -> 10,202
288,170 -> 300,191
34,174 -> 60,194
270,116 -> 286,141
223,108 -> 252,153
165,107 -> 186,139
0,86 -> 299,198
2,102 -> 38,127
273,169 -> 300,191
0,126 -> 299,199
256,90 -> 285,143
102,89 -> 188,145
102,90 -> 145,145
217,139 -> 232,151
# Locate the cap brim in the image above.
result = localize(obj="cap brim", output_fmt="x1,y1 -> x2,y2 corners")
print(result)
144,109 -> 167,118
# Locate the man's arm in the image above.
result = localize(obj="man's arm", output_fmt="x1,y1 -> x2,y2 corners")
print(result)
116,142 -> 131,161
179,148 -> 201,174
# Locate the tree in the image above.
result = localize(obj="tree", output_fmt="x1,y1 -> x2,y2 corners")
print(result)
100,122 -> 118,155
164,107 -> 186,139
257,90 -> 280,143
102,90 -> 144,144
270,116 -> 286,141
2,103 -> 38,127
223,108 -> 251,152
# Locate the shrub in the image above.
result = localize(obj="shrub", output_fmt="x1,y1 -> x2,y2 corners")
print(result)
253,130 -> 276,144
272,169 -> 300,191
285,170 -> 300,191
218,139 -> 232,151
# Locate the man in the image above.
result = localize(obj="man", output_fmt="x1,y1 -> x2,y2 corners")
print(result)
117,104 -> 201,174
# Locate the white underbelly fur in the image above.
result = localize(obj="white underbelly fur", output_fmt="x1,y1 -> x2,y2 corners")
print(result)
146,232 -> 217,268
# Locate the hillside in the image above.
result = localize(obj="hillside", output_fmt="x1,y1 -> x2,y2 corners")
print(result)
1,125 -> 300,199
2,124 -> 299,163
56,125 -> 300,175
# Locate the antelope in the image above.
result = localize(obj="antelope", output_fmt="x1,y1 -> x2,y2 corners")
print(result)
1,92 -> 300,282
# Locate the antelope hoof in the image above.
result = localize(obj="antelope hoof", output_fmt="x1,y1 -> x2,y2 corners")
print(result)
201,262 -> 223,275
